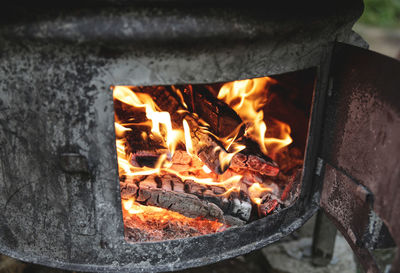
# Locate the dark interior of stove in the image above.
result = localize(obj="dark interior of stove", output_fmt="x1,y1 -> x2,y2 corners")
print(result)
113,68 -> 316,243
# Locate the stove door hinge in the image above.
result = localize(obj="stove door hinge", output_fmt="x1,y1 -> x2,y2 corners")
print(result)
315,157 -> 324,177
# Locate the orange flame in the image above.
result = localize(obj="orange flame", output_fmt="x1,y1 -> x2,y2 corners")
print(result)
122,198 -> 225,233
248,183 -> 272,205
183,119 -> 194,155
114,78 -> 296,236
113,86 -> 182,157
217,77 -> 292,158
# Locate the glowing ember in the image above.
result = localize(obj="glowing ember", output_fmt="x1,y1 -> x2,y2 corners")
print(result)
122,199 -> 226,241
248,183 -> 273,205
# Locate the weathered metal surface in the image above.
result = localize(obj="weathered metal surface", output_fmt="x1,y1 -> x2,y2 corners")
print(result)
320,43 -> 400,273
60,153 -> 90,174
0,3 -> 366,85
311,210 -> 337,266
321,164 -> 379,272
0,4 -> 363,273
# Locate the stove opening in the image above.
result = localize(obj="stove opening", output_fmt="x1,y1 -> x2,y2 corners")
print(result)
113,68 -> 316,243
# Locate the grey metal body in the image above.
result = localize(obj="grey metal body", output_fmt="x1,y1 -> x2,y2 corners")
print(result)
0,3 -> 364,272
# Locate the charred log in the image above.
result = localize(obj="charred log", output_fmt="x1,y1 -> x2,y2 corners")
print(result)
125,86 -> 233,174
130,175 -> 251,224
173,84 -> 244,138
259,195 -> 279,216
123,173 -> 253,223
231,153 -> 279,177
231,137 -> 280,176
280,168 -> 302,204
120,182 -> 138,200
124,212 -> 227,243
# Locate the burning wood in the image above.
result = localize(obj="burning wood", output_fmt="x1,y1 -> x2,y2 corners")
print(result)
259,196 -> 279,216
130,85 -> 237,174
174,84 -> 245,138
112,77 -> 304,242
231,153 -> 279,177
121,171 -> 252,224
122,199 -> 227,242
136,175 -> 225,222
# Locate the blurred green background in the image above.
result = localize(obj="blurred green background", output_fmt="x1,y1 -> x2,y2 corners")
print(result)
359,0 -> 400,27
354,0 -> 400,58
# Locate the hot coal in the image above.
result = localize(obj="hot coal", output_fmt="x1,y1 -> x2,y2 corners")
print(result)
259,194 -> 280,216
123,206 -> 227,242
231,152 -> 279,177
122,173 -> 253,224
136,176 -> 225,222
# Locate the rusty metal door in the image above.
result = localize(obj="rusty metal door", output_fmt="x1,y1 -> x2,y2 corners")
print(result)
319,42 -> 400,273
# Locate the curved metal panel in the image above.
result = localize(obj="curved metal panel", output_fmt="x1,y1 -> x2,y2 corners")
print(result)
0,5 -> 360,272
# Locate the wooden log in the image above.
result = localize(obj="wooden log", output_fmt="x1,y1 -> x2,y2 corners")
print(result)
231,151 -> 280,177
183,115 -> 232,174
184,179 -> 206,196
224,215 -> 246,226
135,176 -> 225,222
123,147 -> 281,222
121,86 -> 282,176
120,182 -> 138,200
202,189 -> 230,213
124,174 -> 253,223
134,86 -> 232,174
174,84 -> 244,138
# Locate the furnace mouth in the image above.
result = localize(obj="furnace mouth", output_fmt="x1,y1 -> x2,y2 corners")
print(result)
113,71 -> 314,243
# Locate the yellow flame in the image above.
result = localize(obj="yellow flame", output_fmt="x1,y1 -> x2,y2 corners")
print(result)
113,82 -> 291,211
116,139 -> 134,175
113,81 -> 298,233
216,144 -> 245,173
264,120 -> 293,158
218,78 -> 270,154
215,186 -> 241,198
115,122 -> 131,138
171,86 -> 188,109
113,86 -> 182,157
248,183 -> 272,205
202,165 -> 212,174
123,199 -> 134,210
217,77 -> 292,158
183,119 -> 193,155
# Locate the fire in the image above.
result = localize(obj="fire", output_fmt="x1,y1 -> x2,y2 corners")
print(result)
248,183 -> 273,205
113,76 -> 297,241
264,119 -> 293,159
217,77 -> 292,158
182,119 -> 194,155
122,198 -> 225,238
202,165 -> 212,174
113,86 -> 182,158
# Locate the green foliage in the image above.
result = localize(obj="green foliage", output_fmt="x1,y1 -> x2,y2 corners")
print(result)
359,0 -> 400,27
